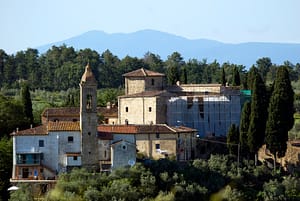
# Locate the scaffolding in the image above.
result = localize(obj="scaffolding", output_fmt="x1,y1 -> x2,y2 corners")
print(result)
166,89 -> 241,137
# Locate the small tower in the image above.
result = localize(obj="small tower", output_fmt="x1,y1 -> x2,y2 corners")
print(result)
80,63 -> 99,170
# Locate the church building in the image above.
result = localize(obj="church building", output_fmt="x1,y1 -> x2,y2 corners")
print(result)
11,64 -> 199,181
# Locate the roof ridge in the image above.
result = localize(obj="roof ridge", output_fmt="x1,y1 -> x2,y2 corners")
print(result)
163,124 -> 177,133
141,68 -> 147,76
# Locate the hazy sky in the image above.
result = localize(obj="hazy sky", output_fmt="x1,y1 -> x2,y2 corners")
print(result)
1,0 -> 300,53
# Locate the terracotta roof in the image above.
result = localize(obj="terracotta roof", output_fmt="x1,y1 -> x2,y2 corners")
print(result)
48,121 -> 80,131
42,107 -> 79,118
98,124 -> 197,134
99,125 -> 138,134
11,125 -> 48,136
171,126 -> 197,133
80,63 -> 97,84
11,121 -> 80,136
42,107 -> 118,118
123,68 -> 165,77
119,90 -> 173,98
97,107 -> 118,117
137,125 -> 176,133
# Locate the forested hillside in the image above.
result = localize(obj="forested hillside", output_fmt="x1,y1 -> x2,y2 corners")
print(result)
1,45 -> 300,200
1,45 -> 300,91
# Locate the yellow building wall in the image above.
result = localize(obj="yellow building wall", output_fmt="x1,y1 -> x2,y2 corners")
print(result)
135,133 -> 195,160
125,78 -> 145,95
118,97 -> 158,124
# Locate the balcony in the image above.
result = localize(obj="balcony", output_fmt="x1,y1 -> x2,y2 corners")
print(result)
17,153 -> 41,165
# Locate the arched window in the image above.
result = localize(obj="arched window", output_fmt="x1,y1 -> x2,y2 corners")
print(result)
86,94 -> 92,109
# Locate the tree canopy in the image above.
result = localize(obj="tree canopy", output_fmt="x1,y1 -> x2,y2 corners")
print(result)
265,66 -> 294,158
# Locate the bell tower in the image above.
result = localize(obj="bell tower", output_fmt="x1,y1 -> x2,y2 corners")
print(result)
80,63 -> 99,170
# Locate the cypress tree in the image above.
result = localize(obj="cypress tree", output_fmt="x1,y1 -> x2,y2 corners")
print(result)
239,101 -> 251,157
232,66 -> 241,86
227,124 -> 239,155
265,66 -> 294,167
221,67 -> 226,86
180,67 -> 187,84
247,71 -> 268,164
21,83 -> 34,124
247,66 -> 259,90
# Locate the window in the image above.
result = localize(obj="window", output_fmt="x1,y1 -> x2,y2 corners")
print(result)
88,132 -> 91,136
73,156 -> 78,161
156,133 -> 160,138
149,107 -> 152,112
39,140 -> 44,147
187,97 -> 193,109
125,107 -> 128,112
151,79 -> 155,85
17,154 -> 41,164
86,94 -> 92,109
68,136 -> 74,143
155,144 -> 160,149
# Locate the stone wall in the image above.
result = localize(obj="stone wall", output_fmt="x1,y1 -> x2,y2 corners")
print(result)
125,78 -> 145,95
118,96 -> 159,124
111,141 -> 136,169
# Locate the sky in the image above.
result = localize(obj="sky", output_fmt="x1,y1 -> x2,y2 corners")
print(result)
1,0 -> 300,54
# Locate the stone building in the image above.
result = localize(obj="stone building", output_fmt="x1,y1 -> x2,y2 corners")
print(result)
11,64 -> 100,180
119,68 -> 241,137
11,66 -> 241,182
111,140 -> 136,169
98,124 -> 197,161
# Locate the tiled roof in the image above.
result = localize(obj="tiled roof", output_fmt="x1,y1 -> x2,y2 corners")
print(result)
97,107 -> 118,117
123,68 -> 165,77
48,121 -> 80,131
171,126 -> 197,133
11,125 -> 48,136
99,125 -> 138,134
119,90 -> 174,98
12,121 -> 81,136
137,125 -> 175,133
42,107 -> 79,117
42,107 -> 118,118
98,124 -> 197,134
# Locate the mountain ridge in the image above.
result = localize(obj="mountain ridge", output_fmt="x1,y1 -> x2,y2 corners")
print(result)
37,29 -> 300,68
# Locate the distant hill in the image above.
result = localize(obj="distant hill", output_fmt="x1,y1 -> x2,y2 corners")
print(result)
37,29 -> 300,68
